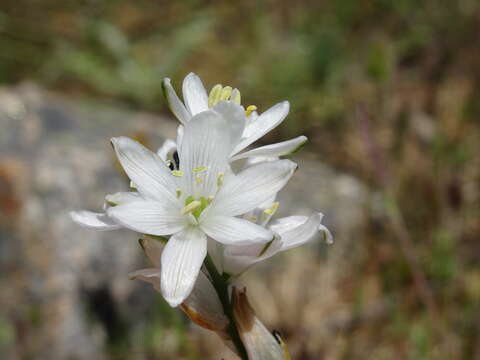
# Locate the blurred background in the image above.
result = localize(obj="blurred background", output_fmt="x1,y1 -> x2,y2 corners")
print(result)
0,1 -> 479,359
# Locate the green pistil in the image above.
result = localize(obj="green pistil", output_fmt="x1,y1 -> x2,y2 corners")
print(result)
184,195 -> 209,219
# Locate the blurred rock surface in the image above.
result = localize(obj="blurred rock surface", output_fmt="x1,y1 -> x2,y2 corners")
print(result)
0,84 -> 368,359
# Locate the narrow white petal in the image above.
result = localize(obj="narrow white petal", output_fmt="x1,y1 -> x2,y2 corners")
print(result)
233,101 -> 290,154
162,78 -> 191,124
176,125 -> 184,150
223,237 -> 283,275
268,215 -> 309,235
318,223 -> 334,245
161,227 -> 207,307
201,215 -> 273,245
129,268 -> 161,292
182,72 -> 209,116
156,138 -> 177,161
275,212 -> 326,251
212,101 -> 246,150
232,135 -> 307,161
107,201 -> 187,236
111,137 -> 178,206
179,110 -> 232,198
212,159 -> 297,217
105,191 -> 142,207
70,210 -> 121,230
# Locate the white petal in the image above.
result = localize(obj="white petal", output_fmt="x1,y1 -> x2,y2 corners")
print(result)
201,215 -> 273,245
162,78 -> 191,124
274,212 -> 327,251
129,268 -> 161,292
212,159 -> 297,217
179,109 -> 232,198
182,271 -> 229,331
156,138 -> 177,161
268,215 -> 308,234
104,191 -> 142,208
70,210 -> 121,230
318,223 -> 334,245
233,101 -> 290,154
161,227 -> 207,307
107,200 -> 187,236
182,72 -> 209,116
111,137 -> 178,206
176,125 -> 184,150
211,101 -> 246,150
223,237 -> 283,275
232,135 -> 307,161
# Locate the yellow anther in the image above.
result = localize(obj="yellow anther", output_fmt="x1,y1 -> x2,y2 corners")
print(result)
181,200 -> 202,215
219,86 -> 233,101
208,84 -> 223,107
195,175 -> 204,184
246,216 -> 258,223
231,88 -> 241,104
207,195 -> 215,203
217,173 -> 225,187
172,170 -> 184,177
129,181 -> 137,189
193,166 -> 207,173
176,189 -> 182,198
245,105 -> 257,117
263,202 -> 279,215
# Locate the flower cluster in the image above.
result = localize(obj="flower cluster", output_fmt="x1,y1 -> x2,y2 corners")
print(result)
71,73 -> 332,359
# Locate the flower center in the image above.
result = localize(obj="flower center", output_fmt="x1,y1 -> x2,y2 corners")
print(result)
181,195 -> 212,219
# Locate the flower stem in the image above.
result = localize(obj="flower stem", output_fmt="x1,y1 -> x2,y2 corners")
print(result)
204,255 -> 249,360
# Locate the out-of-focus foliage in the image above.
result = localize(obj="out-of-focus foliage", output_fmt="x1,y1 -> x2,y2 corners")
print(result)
1,0 -> 479,359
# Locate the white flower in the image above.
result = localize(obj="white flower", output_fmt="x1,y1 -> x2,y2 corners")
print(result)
162,72 -> 307,162
221,202 -> 333,276
71,103 -> 297,306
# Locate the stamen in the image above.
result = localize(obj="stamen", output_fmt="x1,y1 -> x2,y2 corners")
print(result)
245,105 -> 257,116
172,170 -> 184,177
217,173 -> 225,187
193,166 -> 207,173
181,200 -> 202,215
219,86 -> 232,101
230,88 -> 241,104
208,84 -> 223,107
207,195 -> 214,203
129,181 -> 137,189
246,216 -> 258,223
195,175 -> 203,184
176,189 -> 182,198
263,202 -> 279,215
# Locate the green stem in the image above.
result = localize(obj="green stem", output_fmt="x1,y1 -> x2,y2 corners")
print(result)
204,255 -> 249,360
